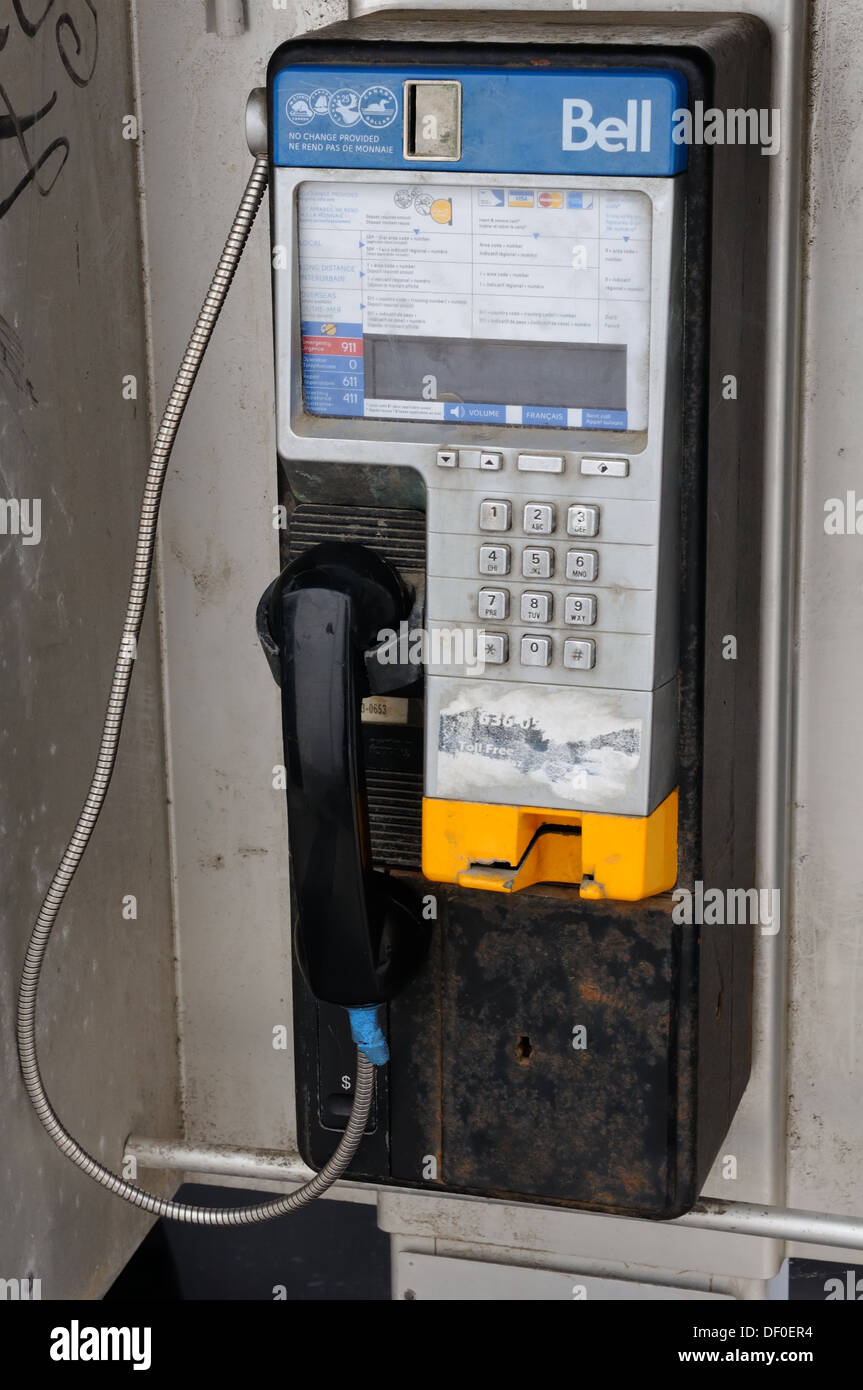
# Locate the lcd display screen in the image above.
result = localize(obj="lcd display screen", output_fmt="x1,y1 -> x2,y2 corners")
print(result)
298,181 -> 651,431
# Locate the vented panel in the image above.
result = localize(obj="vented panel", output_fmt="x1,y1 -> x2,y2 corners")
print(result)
290,503 -> 425,870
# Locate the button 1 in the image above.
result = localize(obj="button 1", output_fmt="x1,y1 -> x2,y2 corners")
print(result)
564,594 -> 597,626
437,449 -> 458,468
563,638 -> 596,670
523,503 -> 555,534
566,504 -> 600,537
480,451 -> 503,471
522,546 -> 554,579
581,457 -> 629,478
479,544 -> 511,576
479,499 -> 512,532
517,454 -> 565,474
565,549 -> 598,582
481,633 -> 508,665
520,635 -> 552,667
521,591 -> 552,624
478,588 -> 509,621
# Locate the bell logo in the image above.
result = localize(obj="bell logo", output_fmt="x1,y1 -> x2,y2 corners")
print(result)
562,98 -> 652,154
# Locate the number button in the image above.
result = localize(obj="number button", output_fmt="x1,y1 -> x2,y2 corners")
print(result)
479,499 -> 512,532
479,545 -> 511,576
564,594 -> 597,626
522,546 -> 554,579
565,549 -> 598,582
523,503 -> 555,535
482,633 -> 509,664
563,638 -> 596,670
520,591 -> 552,624
478,588 -> 509,620
520,635 -> 552,667
567,504 -> 600,537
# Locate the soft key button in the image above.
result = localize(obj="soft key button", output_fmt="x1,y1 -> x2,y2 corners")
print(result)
517,454 -> 565,474
581,457 -> 629,478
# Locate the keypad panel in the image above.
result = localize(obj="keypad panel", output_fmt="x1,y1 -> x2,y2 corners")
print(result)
426,455 -> 667,688
461,488 -> 614,675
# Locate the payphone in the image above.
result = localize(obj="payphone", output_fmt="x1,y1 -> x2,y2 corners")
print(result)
260,22 -> 769,1219
18,14 -> 770,1227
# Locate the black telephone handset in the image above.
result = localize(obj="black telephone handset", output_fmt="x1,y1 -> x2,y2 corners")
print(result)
258,543 -> 425,1022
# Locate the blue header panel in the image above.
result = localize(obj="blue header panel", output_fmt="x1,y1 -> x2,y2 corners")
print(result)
272,65 -> 688,177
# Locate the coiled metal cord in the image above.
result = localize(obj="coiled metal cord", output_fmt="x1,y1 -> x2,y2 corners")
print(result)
17,155 -> 375,1224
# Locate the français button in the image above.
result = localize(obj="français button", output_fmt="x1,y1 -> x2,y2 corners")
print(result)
581,457 -> 629,478
517,454 -> 565,474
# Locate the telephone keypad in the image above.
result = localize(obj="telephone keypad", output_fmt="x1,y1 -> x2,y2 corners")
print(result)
467,486 -> 611,675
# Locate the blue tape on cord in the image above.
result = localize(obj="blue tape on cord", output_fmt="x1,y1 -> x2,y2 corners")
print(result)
346,1004 -> 389,1067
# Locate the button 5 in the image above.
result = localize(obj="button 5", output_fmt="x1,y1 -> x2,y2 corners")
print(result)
522,546 -> 554,579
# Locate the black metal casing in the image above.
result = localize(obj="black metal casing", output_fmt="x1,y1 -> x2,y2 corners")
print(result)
265,14 -> 770,1218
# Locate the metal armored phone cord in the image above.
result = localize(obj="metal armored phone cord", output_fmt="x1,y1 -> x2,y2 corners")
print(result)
16,155 -> 376,1226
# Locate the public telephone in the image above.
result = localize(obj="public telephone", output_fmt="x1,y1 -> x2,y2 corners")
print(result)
260,23 -> 769,1219
18,15 -> 770,1230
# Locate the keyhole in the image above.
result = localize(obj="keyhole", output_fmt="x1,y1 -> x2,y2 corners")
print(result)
516,1035 -> 532,1062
